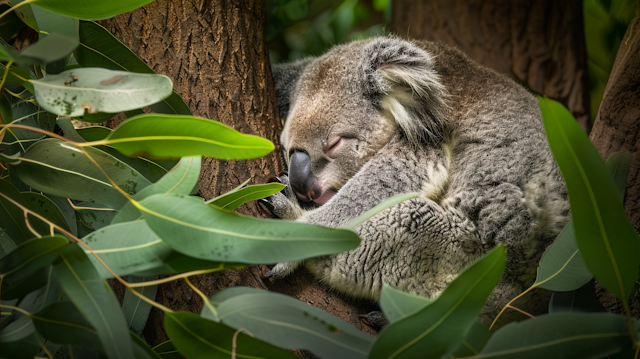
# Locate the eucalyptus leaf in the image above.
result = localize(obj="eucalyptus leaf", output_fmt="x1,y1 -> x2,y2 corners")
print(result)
378,284 -> 432,323
211,287 -> 374,359
478,313 -> 632,359
76,126 -> 112,141
549,279 -> 607,314
153,340 -> 185,359
1,99 -> 45,156
22,191 -> 72,234
123,275 -> 157,336
30,0 -> 155,20
53,244 -> 134,359
140,193 -> 361,263
82,220 -> 236,278
99,114 -> 275,160
370,244 -> 506,359
165,312 -> 299,359
0,63 -> 31,87
532,151 -> 632,292
30,68 -> 172,117
207,183 -> 286,210
113,156 -> 201,224
0,179 -> 32,244
13,138 -> 151,209
75,21 -> 191,115
0,235 -> 69,287
342,192 -> 419,230
32,301 -> 102,350
540,97 -> 640,305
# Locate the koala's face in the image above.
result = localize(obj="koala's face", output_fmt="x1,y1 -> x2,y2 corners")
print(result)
280,45 -> 397,205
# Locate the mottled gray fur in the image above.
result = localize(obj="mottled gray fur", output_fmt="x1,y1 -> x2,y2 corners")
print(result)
266,37 -> 569,326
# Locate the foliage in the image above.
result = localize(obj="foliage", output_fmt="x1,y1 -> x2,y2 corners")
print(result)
583,0 -> 636,121
266,0 -> 390,63
0,2 -> 638,359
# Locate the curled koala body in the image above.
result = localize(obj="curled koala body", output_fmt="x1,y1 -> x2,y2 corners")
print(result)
265,37 -> 569,326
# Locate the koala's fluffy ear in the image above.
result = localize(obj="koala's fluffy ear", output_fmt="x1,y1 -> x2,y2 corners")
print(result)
272,58 -> 314,125
361,38 -> 448,146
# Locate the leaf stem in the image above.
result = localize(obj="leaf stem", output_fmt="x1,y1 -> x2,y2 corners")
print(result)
489,285 -> 535,331
0,61 -> 14,97
128,266 -> 224,288
184,276 -> 219,320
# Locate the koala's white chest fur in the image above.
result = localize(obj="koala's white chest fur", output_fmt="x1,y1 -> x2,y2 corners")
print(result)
267,37 -> 569,327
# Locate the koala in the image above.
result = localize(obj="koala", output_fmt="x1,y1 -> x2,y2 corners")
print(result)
263,37 -> 569,327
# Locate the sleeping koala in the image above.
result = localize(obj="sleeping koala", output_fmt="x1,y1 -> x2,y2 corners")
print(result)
262,37 -> 569,326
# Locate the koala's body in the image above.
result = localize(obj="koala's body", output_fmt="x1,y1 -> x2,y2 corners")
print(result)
266,37 -> 569,326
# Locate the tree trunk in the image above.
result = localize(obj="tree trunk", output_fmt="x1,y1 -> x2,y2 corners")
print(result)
589,2 -> 640,315
391,0 -> 591,130
100,0 -> 375,349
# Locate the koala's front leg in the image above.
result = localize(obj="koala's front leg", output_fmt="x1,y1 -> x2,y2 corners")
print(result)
260,173 -> 305,220
260,173 -> 306,278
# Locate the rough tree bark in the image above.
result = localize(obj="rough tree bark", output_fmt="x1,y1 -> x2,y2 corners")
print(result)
391,0 -> 591,130
589,3 -> 640,314
100,0 -> 375,349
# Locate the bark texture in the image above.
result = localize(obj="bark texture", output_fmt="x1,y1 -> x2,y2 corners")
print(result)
100,0 -> 375,349
590,3 -> 640,314
391,0 -> 591,130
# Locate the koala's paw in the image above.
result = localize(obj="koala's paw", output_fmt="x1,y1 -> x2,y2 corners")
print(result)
359,310 -> 388,328
264,260 -> 302,279
258,173 -> 304,220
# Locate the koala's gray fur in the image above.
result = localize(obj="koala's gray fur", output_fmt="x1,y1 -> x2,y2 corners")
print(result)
266,37 -> 569,327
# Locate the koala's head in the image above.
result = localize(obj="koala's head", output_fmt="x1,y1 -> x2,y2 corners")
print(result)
272,37 -> 448,205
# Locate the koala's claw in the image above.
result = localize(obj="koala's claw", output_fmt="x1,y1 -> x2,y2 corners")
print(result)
256,198 -> 274,212
359,310 -> 388,328
265,261 -> 299,279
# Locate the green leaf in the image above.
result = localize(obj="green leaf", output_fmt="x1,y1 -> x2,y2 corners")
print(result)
44,194 -> 78,236
53,244 -> 134,359
82,220 -> 172,278
141,193 -> 361,263
13,138 -> 151,209
76,204 -> 117,231
30,0 -> 155,20
0,63 -> 31,87
1,271 -> 61,343
211,287 -> 373,359
342,192 -> 419,230
123,275 -> 157,336
131,333 -> 163,359
534,221 -> 592,291
0,235 -> 69,287
549,279 -> 607,314
32,301 -> 102,350
478,313 -> 632,359
113,156 -> 201,224
153,340 -> 185,359
539,97 -> 640,304
449,321 -> 492,358
207,183 -> 285,210
82,220 -> 236,278
370,244 -> 506,359
1,99 -> 45,156
0,332 -> 45,359
0,266 -> 48,300
30,68 -> 172,116
100,114 -> 275,160
22,191 -> 72,234
379,285 -> 432,323
606,152 -> 632,201
532,151 -> 632,292
165,311 -> 299,359
76,125 -> 112,141
0,179 -> 32,244
75,21 -> 191,115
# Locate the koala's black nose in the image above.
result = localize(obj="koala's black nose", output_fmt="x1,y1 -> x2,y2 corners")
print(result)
289,151 -> 314,201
